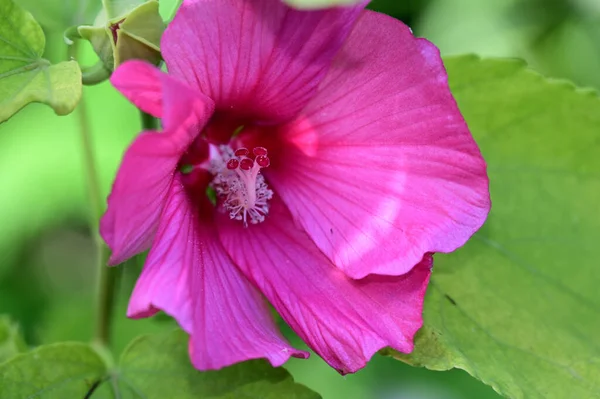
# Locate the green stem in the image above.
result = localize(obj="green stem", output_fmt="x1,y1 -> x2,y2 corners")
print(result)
94,246 -> 118,346
71,41 -> 119,348
82,61 -> 111,86
78,90 -> 119,347
76,93 -> 102,224
63,26 -> 81,46
94,111 -> 156,345
140,111 -> 159,131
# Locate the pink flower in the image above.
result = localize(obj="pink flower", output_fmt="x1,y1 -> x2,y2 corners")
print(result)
100,0 -> 490,374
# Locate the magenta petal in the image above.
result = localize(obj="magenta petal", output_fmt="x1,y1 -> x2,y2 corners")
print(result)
110,61 -> 164,118
189,224 -> 309,370
217,198 -> 431,374
126,179 -> 194,331
162,0 -> 366,122
100,70 -> 214,265
129,178 -> 307,369
269,11 -> 490,278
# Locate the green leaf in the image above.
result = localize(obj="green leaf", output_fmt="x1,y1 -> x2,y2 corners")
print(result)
385,55 -> 600,399
281,0 -> 362,9
0,0 -> 82,123
0,342 -> 108,398
0,315 -> 26,363
116,329 -> 321,399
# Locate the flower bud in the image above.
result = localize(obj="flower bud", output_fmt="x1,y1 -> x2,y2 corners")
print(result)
77,0 -> 164,71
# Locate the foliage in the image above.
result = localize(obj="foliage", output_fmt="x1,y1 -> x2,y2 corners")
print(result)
0,1 -> 598,398
0,330 -> 319,399
0,0 -> 81,123
384,55 -> 600,399
0,342 -> 107,398
115,330 -> 320,399
0,316 -> 26,363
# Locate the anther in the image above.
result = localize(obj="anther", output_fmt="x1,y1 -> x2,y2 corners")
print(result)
226,159 -> 239,170
256,155 -> 270,167
234,148 -> 249,157
240,158 -> 254,171
210,145 -> 273,227
253,147 -> 268,156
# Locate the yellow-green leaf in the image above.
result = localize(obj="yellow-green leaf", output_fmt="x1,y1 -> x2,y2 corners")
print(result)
0,0 -> 82,123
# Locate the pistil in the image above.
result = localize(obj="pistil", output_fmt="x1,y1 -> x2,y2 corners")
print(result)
211,146 -> 273,226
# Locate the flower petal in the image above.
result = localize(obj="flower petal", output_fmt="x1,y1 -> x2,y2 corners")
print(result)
217,198 -> 431,374
162,0 -> 366,122
268,11 -> 490,278
126,179 -> 194,331
100,68 -> 214,265
110,61 -> 164,118
129,178 -> 307,369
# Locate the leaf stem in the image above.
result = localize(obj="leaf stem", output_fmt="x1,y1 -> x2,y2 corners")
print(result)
76,87 -> 102,225
82,61 -> 111,86
140,111 -> 159,131
94,246 -> 119,347
71,41 -> 120,348
78,94 -> 119,348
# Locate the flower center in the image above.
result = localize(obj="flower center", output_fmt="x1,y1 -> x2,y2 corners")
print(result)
210,146 -> 273,226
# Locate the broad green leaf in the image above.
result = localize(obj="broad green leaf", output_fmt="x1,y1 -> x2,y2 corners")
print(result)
0,315 -> 26,363
0,0 -> 82,123
282,0 -> 362,9
385,55 -> 600,398
116,329 -> 321,399
0,342 -> 108,398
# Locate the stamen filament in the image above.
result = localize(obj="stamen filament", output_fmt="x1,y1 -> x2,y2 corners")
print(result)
211,146 -> 273,226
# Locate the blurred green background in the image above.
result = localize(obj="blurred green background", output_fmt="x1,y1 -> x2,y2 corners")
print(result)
0,0 -> 598,398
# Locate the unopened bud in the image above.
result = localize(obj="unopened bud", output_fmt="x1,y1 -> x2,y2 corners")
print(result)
77,0 -> 164,71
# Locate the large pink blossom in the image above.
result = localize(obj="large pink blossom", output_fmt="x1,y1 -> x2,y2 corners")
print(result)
100,0 -> 490,374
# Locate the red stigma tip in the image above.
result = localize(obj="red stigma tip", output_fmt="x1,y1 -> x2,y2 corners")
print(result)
253,147 -> 268,156
240,158 -> 254,170
226,159 -> 239,170
256,155 -> 270,168
234,148 -> 249,157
